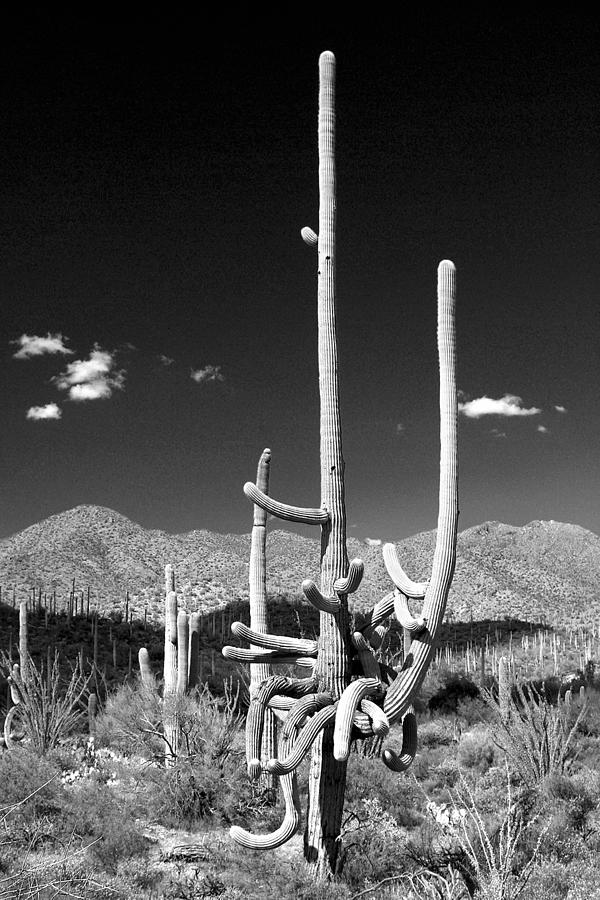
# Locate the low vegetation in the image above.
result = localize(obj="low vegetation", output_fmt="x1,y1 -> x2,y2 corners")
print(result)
1,656 -> 599,898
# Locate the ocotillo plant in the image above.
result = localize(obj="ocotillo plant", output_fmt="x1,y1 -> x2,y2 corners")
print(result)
138,565 -> 201,764
223,51 -> 458,876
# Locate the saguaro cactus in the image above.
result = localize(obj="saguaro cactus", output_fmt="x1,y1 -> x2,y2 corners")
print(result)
139,566 -> 201,764
222,51 -> 458,877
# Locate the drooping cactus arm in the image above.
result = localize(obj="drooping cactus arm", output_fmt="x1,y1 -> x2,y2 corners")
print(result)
231,621 -> 318,655
382,708 -> 417,772
333,677 -> 383,761
383,260 -> 458,725
267,704 -> 338,776
393,591 -> 427,635
246,674 -> 319,778
333,558 -> 364,594
302,578 -> 341,613
231,710 -> 302,850
382,544 -> 428,598
244,482 -> 329,526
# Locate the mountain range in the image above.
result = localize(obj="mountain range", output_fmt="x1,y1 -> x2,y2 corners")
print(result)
1,505 -> 598,629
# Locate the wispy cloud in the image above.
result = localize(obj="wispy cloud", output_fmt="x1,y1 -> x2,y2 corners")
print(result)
12,333 -> 73,359
158,354 -> 175,367
396,423 -> 405,435
459,394 -> 541,419
191,365 -> 224,385
53,346 -> 125,401
490,428 -> 507,439
537,425 -> 549,434
554,405 -> 567,413
26,403 -> 62,420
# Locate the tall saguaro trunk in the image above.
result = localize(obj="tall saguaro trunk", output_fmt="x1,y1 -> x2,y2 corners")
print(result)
304,50 -> 350,875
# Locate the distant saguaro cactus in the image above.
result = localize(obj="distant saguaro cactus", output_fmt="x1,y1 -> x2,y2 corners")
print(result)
139,565 -> 201,764
222,51 -> 458,877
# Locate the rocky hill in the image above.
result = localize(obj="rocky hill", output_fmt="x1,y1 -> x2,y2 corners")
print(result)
1,505 -> 599,628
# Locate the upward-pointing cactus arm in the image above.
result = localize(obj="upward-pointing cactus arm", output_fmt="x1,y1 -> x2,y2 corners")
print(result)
382,544 -> 428,598
301,578 -> 341,612
383,261 -> 458,726
333,558 -> 364,594
243,482 -> 329,526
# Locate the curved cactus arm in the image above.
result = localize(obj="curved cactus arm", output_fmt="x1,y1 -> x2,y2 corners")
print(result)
358,698 -> 390,737
231,621 -> 318,655
246,674 -> 319,777
3,705 -> 25,750
244,482 -> 329,526
333,558 -> 364,594
382,544 -> 428,598
138,648 -> 155,690
268,695 -> 296,711
393,591 -> 427,636
281,692 -> 334,738
8,665 -> 24,705
231,707 -> 302,850
301,578 -> 341,613
267,704 -> 337,776
384,261 -> 458,725
333,677 -> 383,761
222,646 -> 317,665
382,708 -> 417,772
301,226 -> 318,246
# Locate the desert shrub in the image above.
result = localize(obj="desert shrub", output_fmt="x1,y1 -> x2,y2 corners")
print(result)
342,796 -> 410,889
419,718 -> 457,748
456,694 -> 494,728
1,651 -> 91,753
429,675 -> 480,715
0,747 -> 64,842
457,727 -> 497,773
61,779 -> 148,873
345,752 -> 424,828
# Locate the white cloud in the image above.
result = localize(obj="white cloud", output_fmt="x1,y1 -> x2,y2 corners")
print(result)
396,423 -> 405,435
537,425 -> 549,434
26,403 -> 62,420
158,354 -> 175,367
12,333 -> 73,359
554,405 -> 567,413
191,365 -> 224,384
459,394 -> 541,419
365,537 -> 382,547
53,347 -> 125,401
490,428 -> 507,439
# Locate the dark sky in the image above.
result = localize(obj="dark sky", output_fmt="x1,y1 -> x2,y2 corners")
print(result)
2,15 -> 599,542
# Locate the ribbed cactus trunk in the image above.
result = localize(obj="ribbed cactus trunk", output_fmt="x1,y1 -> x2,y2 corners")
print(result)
304,50 -> 351,876
249,448 -> 278,792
